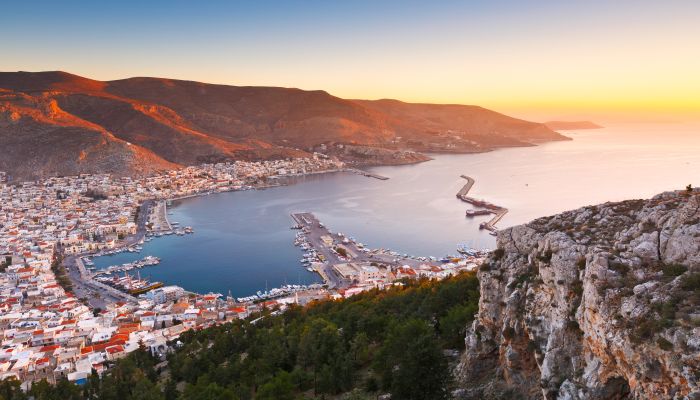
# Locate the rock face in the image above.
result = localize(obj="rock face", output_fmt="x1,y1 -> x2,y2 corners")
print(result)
458,189 -> 700,399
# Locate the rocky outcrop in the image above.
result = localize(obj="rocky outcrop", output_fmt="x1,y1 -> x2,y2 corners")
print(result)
458,189 -> 700,399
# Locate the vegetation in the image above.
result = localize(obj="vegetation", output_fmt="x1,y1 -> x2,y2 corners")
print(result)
492,248 -> 505,261
334,246 -> 348,258
83,189 -> 108,201
657,337 -> 674,351
662,263 -> 687,278
51,254 -> 72,292
0,273 -> 479,399
537,250 -> 553,263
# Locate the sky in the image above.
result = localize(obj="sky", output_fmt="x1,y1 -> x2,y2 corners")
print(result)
2,0 -> 699,122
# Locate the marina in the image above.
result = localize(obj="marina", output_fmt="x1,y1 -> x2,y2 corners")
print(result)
90,255 -> 162,276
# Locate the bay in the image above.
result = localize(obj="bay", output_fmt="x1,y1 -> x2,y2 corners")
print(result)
93,123 -> 700,296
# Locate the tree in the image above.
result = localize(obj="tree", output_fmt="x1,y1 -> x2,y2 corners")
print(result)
376,319 -> 450,400
686,184 -> 693,193
439,302 -> 478,349
349,332 -> 370,366
256,371 -> 295,400
183,380 -> 236,400
0,378 -> 27,400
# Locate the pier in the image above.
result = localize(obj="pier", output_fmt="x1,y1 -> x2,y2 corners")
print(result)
456,175 -> 508,232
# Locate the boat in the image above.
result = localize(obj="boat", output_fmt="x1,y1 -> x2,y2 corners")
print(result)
128,281 -> 164,295
466,209 -> 492,217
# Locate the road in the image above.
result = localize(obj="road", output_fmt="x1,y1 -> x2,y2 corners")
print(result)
64,256 -> 137,308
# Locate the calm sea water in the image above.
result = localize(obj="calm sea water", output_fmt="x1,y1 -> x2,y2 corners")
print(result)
94,123 -> 700,296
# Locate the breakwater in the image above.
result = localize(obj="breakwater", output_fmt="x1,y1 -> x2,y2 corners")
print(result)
456,175 -> 508,232
347,168 -> 389,180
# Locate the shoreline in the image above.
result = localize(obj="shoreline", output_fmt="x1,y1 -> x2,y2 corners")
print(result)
81,167 -> 379,301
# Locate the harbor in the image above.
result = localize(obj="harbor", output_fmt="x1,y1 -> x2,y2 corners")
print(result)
290,212 -> 486,290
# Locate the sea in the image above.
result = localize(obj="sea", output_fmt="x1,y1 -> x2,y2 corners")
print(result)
93,123 -> 700,296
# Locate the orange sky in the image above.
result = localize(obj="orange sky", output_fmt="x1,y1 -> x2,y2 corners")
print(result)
2,1 -> 699,123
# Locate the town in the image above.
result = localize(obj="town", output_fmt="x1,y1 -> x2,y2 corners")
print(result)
0,157 -> 485,386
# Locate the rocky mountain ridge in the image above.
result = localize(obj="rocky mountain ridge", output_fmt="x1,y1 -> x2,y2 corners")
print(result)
0,71 -> 567,180
458,188 -> 700,399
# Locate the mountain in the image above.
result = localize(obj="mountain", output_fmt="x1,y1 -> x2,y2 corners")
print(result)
0,71 -> 568,180
458,188 -> 699,399
544,120 -> 603,130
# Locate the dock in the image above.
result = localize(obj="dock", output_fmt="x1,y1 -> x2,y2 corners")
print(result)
456,175 -> 508,232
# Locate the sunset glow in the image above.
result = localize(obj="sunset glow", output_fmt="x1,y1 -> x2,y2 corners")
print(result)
2,0 -> 698,121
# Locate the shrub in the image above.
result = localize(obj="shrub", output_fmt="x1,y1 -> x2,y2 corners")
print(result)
657,337 -> 673,351
502,326 -> 515,340
663,264 -> 687,278
537,250 -> 553,263
509,268 -> 536,289
492,248 -> 505,261
681,273 -> 700,292
609,261 -> 630,276
630,318 -> 664,344
572,280 -> 583,297
566,319 -> 582,333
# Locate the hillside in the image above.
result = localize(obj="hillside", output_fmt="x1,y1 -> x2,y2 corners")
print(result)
458,188 -> 699,399
0,71 -> 567,180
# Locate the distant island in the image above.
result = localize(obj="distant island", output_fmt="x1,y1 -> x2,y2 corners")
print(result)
544,120 -> 603,130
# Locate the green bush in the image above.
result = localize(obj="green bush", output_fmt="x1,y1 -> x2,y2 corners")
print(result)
681,273 -> 700,292
663,264 -> 687,278
657,337 -> 673,351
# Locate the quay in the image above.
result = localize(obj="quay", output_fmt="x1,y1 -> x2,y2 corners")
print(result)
291,212 -> 443,289
456,175 -> 508,232
66,256 -> 139,307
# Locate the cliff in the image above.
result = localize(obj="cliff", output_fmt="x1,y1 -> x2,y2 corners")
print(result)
0,71 -> 567,180
458,189 -> 700,399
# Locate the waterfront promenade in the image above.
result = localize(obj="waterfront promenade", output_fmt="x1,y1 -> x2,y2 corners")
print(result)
456,175 -> 508,231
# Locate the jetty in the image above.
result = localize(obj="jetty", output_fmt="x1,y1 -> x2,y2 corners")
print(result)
456,175 -> 508,232
347,168 -> 389,180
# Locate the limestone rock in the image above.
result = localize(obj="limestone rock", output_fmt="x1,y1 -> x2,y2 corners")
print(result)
458,189 -> 700,399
